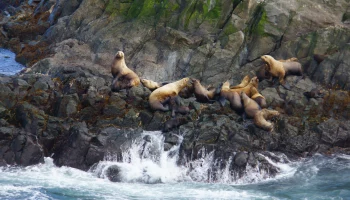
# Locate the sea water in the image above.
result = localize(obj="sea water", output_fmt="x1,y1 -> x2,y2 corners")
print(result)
0,48 -> 25,75
0,131 -> 349,200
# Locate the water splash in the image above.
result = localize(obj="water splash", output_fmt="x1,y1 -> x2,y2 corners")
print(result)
0,48 -> 25,76
90,131 -> 295,185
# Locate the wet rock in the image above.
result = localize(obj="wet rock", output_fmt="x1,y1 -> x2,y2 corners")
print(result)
106,165 -> 123,182
234,152 -> 248,167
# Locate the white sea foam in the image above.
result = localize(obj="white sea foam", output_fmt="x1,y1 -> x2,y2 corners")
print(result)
0,48 -> 25,76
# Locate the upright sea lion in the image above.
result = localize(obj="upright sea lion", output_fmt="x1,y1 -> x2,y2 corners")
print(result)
111,51 -> 140,91
219,81 -> 243,113
149,77 -> 192,111
193,79 -> 219,103
250,87 -> 267,108
241,92 -> 280,131
140,79 -> 168,91
230,75 -> 250,89
261,55 -> 302,89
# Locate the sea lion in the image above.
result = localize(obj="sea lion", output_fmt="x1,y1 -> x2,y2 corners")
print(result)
219,81 -> 243,113
193,79 -> 219,103
230,75 -> 250,89
140,79 -> 168,91
279,57 -> 298,62
149,77 -> 192,111
261,55 -> 302,89
168,96 -> 190,117
241,92 -> 280,131
111,51 -> 140,91
225,76 -> 259,97
254,109 -> 280,131
250,87 -> 267,108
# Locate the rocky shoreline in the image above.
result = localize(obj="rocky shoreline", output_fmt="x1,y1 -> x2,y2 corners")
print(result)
0,0 -> 349,182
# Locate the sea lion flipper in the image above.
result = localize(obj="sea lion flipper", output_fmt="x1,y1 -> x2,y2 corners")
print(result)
218,96 -> 226,107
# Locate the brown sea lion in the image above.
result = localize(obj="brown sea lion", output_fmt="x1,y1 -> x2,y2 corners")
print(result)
219,81 -> 243,113
149,77 -> 192,111
140,79 -> 168,91
226,76 -> 259,97
250,87 -> 267,108
278,57 -> 298,62
193,79 -> 218,103
261,55 -> 302,89
111,51 -> 140,91
241,92 -> 280,131
230,75 -> 250,89
254,109 -> 280,131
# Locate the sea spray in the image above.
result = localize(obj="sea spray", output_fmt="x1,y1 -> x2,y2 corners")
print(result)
0,48 -> 25,75
90,131 -> 294,184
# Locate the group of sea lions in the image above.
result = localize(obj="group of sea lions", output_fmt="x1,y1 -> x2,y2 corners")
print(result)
110,50 -> 309,132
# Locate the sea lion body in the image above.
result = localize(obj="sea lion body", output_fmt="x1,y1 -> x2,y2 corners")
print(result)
241,92 -> 279,131
225,76 -> 259,97
254,109 -> 280,131
241,92 -> 260,118
193,79 -> 217,103
220,82 -> 243,112
149,77 -> 191,111
230,75 -> 250,89
111,51 -> 140,91
250,87 -> 267,108
141,79 -> 163,91
261,55 -> 302,85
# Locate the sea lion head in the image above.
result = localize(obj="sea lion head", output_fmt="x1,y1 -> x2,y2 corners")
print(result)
222,81 -> 230,90
192,78 -> 201,86
261,55 -> 273,64
250,76 -> 259,87
140,78 -> 148,85
115,51 -> 125,59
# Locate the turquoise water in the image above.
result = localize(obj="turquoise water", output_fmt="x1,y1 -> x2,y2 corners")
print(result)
0,130 -> 349,200
0,155 -> 349,199
0,48 -> 25,75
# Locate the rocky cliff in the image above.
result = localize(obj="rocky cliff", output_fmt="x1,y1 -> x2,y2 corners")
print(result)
0,0 -> 349,182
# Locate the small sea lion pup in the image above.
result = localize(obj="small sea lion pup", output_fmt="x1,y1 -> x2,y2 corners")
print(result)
250,87 -> 267,108
149,77 -> 192,111
111,51 -> 140,91
230,75 -> 250,89
241,92 -> 280,131
193,79 -> 219,103
261,55 -> 302,89
140,79 -> 169,91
